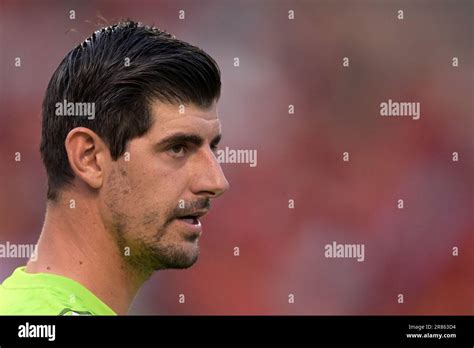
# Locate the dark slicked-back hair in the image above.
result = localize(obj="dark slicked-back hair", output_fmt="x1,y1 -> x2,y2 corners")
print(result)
41,20 -> 221,201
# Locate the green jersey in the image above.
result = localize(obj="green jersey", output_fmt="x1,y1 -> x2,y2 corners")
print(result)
0,266 -> 116,315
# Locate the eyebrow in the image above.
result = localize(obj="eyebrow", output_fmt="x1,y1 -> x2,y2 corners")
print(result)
155,132 -> 222,149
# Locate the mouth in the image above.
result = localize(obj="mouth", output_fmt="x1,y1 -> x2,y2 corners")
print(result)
177,216 -> 200,225
176,210 -> 209,225
174,210 -> 209,239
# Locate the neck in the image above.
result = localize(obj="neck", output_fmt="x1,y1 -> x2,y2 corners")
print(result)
26,196 -> 150,315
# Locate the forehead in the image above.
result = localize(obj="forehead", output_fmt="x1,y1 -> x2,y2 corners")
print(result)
150,100 -> 220,129
146,100 -> 222,142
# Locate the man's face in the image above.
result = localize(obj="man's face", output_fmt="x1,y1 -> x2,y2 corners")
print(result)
101,100 -> 229,273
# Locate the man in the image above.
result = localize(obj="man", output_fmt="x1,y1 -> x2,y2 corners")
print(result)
0,20 -> 229,315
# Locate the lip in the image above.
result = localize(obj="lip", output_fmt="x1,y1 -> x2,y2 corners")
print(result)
175,217 -> 203,240
180,210 -> 209,219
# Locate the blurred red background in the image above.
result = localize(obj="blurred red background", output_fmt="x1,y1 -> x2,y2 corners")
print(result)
0,0 -> 472,314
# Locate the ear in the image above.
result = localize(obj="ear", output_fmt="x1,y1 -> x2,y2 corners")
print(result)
64,127 -> 109,191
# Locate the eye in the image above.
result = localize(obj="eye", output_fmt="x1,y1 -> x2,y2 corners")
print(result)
168,144 -> 187,158
210,144 -> 219,154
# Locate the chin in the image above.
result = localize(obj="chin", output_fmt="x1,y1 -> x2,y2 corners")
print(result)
175,241 -> 200,268
153,239 -> 200,270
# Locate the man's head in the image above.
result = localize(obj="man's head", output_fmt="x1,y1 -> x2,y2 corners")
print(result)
40,20 -> 229,273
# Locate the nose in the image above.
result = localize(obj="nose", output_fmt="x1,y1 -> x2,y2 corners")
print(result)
191,148 -> 230,198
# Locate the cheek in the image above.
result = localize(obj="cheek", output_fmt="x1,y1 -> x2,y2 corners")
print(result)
102,168 -> 135,217
115,164 -> 180,225
132,157 -> 188,204
124,143 -> 190,219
